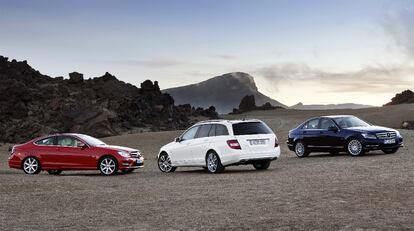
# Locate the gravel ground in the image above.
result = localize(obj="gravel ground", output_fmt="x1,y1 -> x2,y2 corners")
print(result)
1,106 -> 414,230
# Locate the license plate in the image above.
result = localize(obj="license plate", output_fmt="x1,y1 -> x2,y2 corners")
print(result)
249,139 -> 266,145
135,158 -> 143,164
384,139 -> 395,144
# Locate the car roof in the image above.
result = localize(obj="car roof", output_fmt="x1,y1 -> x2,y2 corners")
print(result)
321,115 -> 354,119
194,119 -> 263,125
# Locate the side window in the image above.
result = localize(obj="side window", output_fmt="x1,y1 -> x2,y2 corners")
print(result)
181,126 -> 200,141
208,124 -> 216,137
57,136 -> 82,147
35,137 -> 55,145
215,125 -> 229,136
320,118 -> 336,130
303,119 -> 320,130
197,124 -> 212,138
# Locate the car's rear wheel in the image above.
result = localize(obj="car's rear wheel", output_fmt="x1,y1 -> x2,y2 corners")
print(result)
381,148 -> 399,154
158,153 -> 176,173
347,139 -> 364,156
253,160 -> 271,170
206,151 -> 224,173
47,170 -> 62,175
99,157 -> 118,175
22,157 -> 41,174
295,142 -> 309,158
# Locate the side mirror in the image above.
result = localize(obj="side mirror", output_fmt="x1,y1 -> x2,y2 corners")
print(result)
175,137 -> 181,142
77,142 -> 87,148
328,126 -> 338,132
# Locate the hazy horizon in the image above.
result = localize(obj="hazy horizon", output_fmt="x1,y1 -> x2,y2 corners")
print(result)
1,0 -> 413,106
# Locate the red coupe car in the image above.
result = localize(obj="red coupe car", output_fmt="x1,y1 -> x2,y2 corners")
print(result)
8,133 -> 144,175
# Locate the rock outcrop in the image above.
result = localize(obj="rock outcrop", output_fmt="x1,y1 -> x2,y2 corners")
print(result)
385,90 -> 414,106
0,56 -> 218,143
231,95 -> 283,114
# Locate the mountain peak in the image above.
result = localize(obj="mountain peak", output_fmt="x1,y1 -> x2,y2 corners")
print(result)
163,72 -> 285,113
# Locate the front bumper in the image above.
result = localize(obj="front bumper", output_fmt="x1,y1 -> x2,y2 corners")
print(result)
120,156 -> 144,169
363,137 -> 404,150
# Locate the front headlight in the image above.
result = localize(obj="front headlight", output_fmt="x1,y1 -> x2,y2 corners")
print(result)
395,130 -> 401,137
117,150 -> 130,158
361,133 -> 377,139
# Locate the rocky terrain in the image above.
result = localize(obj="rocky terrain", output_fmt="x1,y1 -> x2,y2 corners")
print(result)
385,89 -> 414,105
0,56 -> 218,143
163,72 -> 286,113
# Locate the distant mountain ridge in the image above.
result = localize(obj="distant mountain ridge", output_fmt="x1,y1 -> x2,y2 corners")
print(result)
163,72 -> 286,113
290,102 -> 373,110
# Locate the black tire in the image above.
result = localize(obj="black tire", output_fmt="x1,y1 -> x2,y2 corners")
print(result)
22,157 -> 41,174
121,169 -> 135,174
99,156 -> 118,175
47,170 -> 62,175
253,160 -> 271,170
158,152 -> 177,173
294,141 -> 310,158
381,148 -> 399,154
347,139 -> 365,156
206,151 -> 225,173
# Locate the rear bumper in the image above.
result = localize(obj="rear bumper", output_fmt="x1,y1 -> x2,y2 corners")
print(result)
220,147 -> 280,166
8,154 -> 22,169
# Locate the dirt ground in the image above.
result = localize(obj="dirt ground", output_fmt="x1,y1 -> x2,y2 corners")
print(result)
1,105 -> 414,230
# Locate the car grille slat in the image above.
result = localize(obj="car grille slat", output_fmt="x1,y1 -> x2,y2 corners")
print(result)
376,132 -> 396,139
130,151 -> 141,158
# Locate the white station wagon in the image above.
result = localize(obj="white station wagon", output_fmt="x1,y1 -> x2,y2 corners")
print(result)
157,119 -> 281,173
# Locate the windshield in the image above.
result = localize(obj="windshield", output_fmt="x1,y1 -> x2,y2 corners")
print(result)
77,134 -> 106,146
232,122 -> 273,135
333,117 -> 370,128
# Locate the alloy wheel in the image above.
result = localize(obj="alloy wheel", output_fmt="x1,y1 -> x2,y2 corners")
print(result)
23,157 -> 40,174
158,154 -> 173,172
207,153 -> 218,172
295,142 -> 306,157
100,158 -> 116,175
348,139 -> 363,156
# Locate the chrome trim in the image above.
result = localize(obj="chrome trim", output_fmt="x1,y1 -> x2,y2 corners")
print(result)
376,132 -> 396,140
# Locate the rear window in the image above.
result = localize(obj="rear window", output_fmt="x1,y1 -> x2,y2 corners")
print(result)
232,122 -> 272,135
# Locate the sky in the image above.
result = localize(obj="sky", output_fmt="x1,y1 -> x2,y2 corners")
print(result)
1,0 -> 413,106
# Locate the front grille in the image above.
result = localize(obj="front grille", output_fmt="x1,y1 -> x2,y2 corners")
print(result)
130,151 -> 141,158
376,131 -> 396,139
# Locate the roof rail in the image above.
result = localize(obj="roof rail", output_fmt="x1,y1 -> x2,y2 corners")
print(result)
195,119 -> 227,125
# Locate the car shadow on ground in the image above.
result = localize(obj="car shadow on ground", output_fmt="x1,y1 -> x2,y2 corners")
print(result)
175,168 -> 277,175
305,151 -> 393,158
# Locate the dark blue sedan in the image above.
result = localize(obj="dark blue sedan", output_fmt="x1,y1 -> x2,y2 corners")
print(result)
287,115 -> 404,157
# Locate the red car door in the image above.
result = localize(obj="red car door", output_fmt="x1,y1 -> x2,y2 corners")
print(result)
33,136 -> 60,168
56,136 -> 96,169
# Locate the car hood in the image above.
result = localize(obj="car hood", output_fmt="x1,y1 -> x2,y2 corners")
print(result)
161,141 -> 177,150
100,145 -> 139,152
346,125 -> 396,133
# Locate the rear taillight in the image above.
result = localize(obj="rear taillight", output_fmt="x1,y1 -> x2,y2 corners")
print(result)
227,139 -> 241,150
275,138 -> 279,148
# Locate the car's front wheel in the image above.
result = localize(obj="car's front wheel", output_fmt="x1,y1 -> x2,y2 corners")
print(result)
253,160 -> 271,170
22,157 -> 41,174
347,139 -> 364,156
381,148 -> 399,154
206,151 -> 224,173
47,170 -> 62,175
295,141 -> 309,158
99,157 -> 118,175
158,153 -> 177,173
